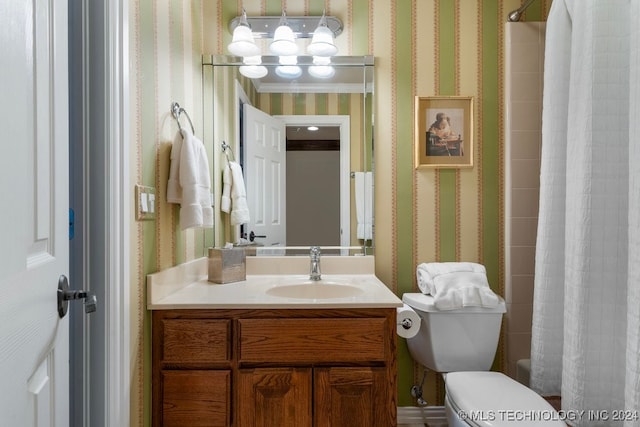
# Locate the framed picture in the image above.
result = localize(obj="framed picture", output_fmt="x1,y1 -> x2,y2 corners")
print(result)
414,96 -> 473,168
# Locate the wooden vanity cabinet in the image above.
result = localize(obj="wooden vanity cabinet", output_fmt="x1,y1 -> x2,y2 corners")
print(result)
152,308 -> 397,427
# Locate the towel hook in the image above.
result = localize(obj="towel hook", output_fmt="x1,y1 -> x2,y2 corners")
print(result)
221,141 -> 235,162
171,102 -> 195,134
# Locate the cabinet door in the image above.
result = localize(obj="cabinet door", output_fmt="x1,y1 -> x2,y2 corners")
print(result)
237,368 -> 312,427
314,367 -> 393,427
160,370 -> 230,427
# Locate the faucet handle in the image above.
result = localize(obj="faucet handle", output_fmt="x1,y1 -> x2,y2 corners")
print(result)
310,246 -> 321,257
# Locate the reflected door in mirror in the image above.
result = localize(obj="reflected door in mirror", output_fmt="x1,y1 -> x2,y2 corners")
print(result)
243,104 -> 286,246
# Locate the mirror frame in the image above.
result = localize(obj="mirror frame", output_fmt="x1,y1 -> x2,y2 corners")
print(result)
202,55 -> 375,256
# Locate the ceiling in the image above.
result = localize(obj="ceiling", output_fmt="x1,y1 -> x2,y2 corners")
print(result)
286,125 -> 340,141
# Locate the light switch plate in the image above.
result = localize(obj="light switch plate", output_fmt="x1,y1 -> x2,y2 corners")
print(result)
135,184 -> 156,221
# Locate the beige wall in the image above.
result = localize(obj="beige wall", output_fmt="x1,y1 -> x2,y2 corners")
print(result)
505,21 -> 545,379
129,1 -> 552,425
287,151 -> 342,246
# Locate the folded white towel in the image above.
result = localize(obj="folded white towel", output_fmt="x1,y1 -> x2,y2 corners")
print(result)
167,129 -> 213,230
416,262 -> 499,310
224,161 -> 250,225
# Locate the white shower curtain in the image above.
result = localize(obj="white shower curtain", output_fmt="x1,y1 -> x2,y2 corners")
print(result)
531,1 -> 640,426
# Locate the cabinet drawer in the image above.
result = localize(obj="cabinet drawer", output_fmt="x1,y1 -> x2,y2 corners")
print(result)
239,318 -> 387,364
161,319 -> 230,363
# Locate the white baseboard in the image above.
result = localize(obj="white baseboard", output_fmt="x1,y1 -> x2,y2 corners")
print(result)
397,406 -> 447,426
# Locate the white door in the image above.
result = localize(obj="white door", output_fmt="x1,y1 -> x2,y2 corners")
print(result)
0,0 -> 70,425
243,104 -> 287,247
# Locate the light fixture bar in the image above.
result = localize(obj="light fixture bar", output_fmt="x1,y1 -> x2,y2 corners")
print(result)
229,15 -> 343,39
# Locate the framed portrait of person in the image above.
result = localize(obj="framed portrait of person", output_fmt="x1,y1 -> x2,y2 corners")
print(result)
414,96 -> 473,168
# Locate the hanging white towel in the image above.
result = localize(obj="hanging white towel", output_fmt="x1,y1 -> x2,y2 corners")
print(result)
355,171 -> 373,240
167,129 -> 213,230
416,262 -> 499,310
220,162 -> 232,213
220,160 -> 250,225
166,131 -> 183,203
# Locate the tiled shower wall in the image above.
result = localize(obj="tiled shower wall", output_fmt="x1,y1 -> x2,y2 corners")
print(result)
504,22 -> 546,379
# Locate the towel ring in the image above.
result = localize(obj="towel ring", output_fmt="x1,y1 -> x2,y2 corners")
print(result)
222,141 -> 235,162
171,102 -> 195,134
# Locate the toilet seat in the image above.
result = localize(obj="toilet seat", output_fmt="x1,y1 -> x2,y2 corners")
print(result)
445,371 -> 566,426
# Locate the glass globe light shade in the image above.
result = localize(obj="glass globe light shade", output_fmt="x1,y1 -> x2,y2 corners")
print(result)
313,56 -> 331,66
306,25 -> 337,56
278,55 -> 298,65
275,65 -> 302,79
270,25 -> 298,56
243,55 -> 262,65
228,25 -> 260,57
308,65 -> 335,79
239,65 -> 268,79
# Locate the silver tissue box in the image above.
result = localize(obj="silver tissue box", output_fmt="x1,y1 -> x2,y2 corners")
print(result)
208,247 -> 246,284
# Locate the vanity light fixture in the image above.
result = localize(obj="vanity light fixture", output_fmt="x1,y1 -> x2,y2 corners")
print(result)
269,11 -> 298,56
307,126 -> 319,131
228,13 -> 342,41
308,55 -> 335,79
275,55 -> 302,78
227,9 -> 260,57
278,55 -> 298,65
275,65 -> 302,79
239,65 -> 268,79
238,54 -> 267,79
306,11 -> 338,56
228,12 -> 343,79
243,55 -> 262,65
308,65 -> 336,79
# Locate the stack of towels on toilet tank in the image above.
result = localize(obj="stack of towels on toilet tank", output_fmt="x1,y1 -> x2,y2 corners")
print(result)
416,262 -> 500,310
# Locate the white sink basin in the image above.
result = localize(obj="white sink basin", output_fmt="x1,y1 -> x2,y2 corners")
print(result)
266,281 -> 364,299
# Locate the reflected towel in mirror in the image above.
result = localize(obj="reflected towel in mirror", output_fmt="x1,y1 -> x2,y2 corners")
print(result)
355,172 -> 373,240
221,160 -> 250,225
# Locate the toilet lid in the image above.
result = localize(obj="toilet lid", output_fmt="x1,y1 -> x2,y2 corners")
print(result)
446,371 -> 566,426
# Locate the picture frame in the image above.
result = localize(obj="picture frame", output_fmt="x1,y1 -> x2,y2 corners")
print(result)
414,96 -> 474,168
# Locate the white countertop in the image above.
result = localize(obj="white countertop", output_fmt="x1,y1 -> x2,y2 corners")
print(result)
147,257 -> 403,310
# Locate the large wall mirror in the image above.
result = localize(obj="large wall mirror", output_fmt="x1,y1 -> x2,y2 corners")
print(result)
203,55 -> 374,256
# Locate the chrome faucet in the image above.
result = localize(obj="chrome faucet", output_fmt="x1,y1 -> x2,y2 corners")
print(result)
309,246 -> 321,281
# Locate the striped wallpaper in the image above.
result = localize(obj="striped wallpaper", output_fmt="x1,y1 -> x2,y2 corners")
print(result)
129,0 -> 551,424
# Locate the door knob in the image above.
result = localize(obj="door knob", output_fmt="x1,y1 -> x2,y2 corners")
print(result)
249,231 -> 266,242
57,275 -> 97,318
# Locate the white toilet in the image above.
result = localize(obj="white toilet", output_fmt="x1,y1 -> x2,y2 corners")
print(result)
402,292 -> 565,427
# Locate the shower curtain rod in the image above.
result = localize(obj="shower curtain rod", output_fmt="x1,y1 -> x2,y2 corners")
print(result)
507,0 -> 536,22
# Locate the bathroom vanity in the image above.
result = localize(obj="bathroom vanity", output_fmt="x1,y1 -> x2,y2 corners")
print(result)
148,256 -> 401,427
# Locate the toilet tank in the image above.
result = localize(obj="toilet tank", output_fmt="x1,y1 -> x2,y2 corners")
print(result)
402,293 -> 506,372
